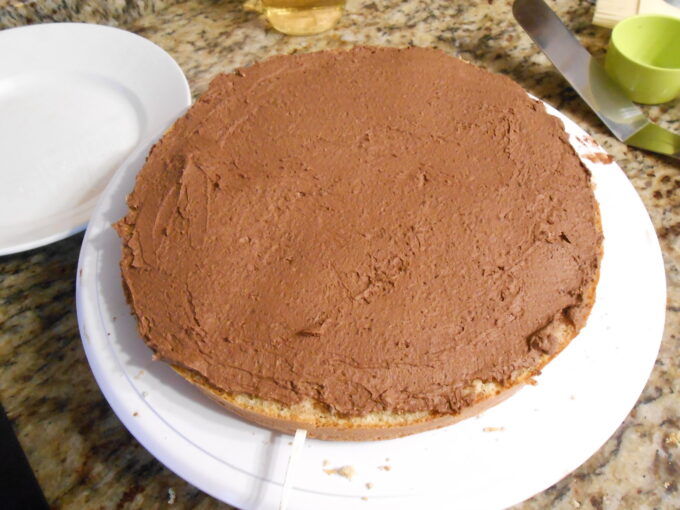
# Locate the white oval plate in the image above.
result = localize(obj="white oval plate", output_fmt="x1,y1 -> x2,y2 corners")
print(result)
76,103 -> 665,510
0,23 -> 191,256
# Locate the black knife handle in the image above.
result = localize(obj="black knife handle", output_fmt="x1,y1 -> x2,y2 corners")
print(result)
0,404 -> 50,510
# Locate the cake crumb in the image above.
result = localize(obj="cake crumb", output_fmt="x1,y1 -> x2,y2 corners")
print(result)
576,135 -> 598,148
665,432 -> 680,447
483,426 -> 505,432
133,412 -> 139,417
288,441 -> 293,445
324,465 -> 356,480
571,500 -> 581,508
583,152 -> 614,165
361,496 -> 368,501
570,395 -> 576,400
378,465 -> 391,471
168,488 -> 176,504
322,459 -> 330,467
385,457 -> 390,462
366,482 -> 373,489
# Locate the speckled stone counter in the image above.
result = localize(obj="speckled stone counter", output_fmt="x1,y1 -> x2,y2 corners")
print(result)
0,0 -> 185,28
1,0 -> 679,508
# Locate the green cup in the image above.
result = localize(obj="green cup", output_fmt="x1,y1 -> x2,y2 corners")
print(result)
604,14 -> 680,105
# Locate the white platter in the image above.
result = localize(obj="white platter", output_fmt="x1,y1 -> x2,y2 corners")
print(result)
0,23 -> 190,255
76,103 -> 666,510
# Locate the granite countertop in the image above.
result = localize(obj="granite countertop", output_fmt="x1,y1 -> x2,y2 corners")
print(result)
1,0 -> 679,508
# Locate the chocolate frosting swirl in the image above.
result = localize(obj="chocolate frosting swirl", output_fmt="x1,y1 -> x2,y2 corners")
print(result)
116,47 -> 601,416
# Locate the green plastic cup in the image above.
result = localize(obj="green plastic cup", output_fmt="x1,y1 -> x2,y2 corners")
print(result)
604,14 -> 680,105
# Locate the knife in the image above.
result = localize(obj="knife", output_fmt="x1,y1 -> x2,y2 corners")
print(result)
513,0 -> 680,160
0,404 -> 49,510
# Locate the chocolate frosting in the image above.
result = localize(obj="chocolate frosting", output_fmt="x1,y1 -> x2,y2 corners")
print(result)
116,47 -> 601,416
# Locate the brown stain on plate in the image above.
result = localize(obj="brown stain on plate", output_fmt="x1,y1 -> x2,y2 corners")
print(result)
583,153 -> 615,164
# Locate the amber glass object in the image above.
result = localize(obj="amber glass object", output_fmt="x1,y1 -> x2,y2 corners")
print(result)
260,0 -> 345,35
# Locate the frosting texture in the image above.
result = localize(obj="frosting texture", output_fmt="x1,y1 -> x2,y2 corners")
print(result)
116,47 -> 601,416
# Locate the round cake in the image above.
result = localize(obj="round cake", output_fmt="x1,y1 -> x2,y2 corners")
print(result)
115,47 -> 602,440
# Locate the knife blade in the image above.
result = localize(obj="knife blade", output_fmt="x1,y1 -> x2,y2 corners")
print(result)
513,0 -> 680,159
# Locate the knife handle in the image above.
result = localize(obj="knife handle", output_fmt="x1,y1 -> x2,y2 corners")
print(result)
0,405 -> 50,510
